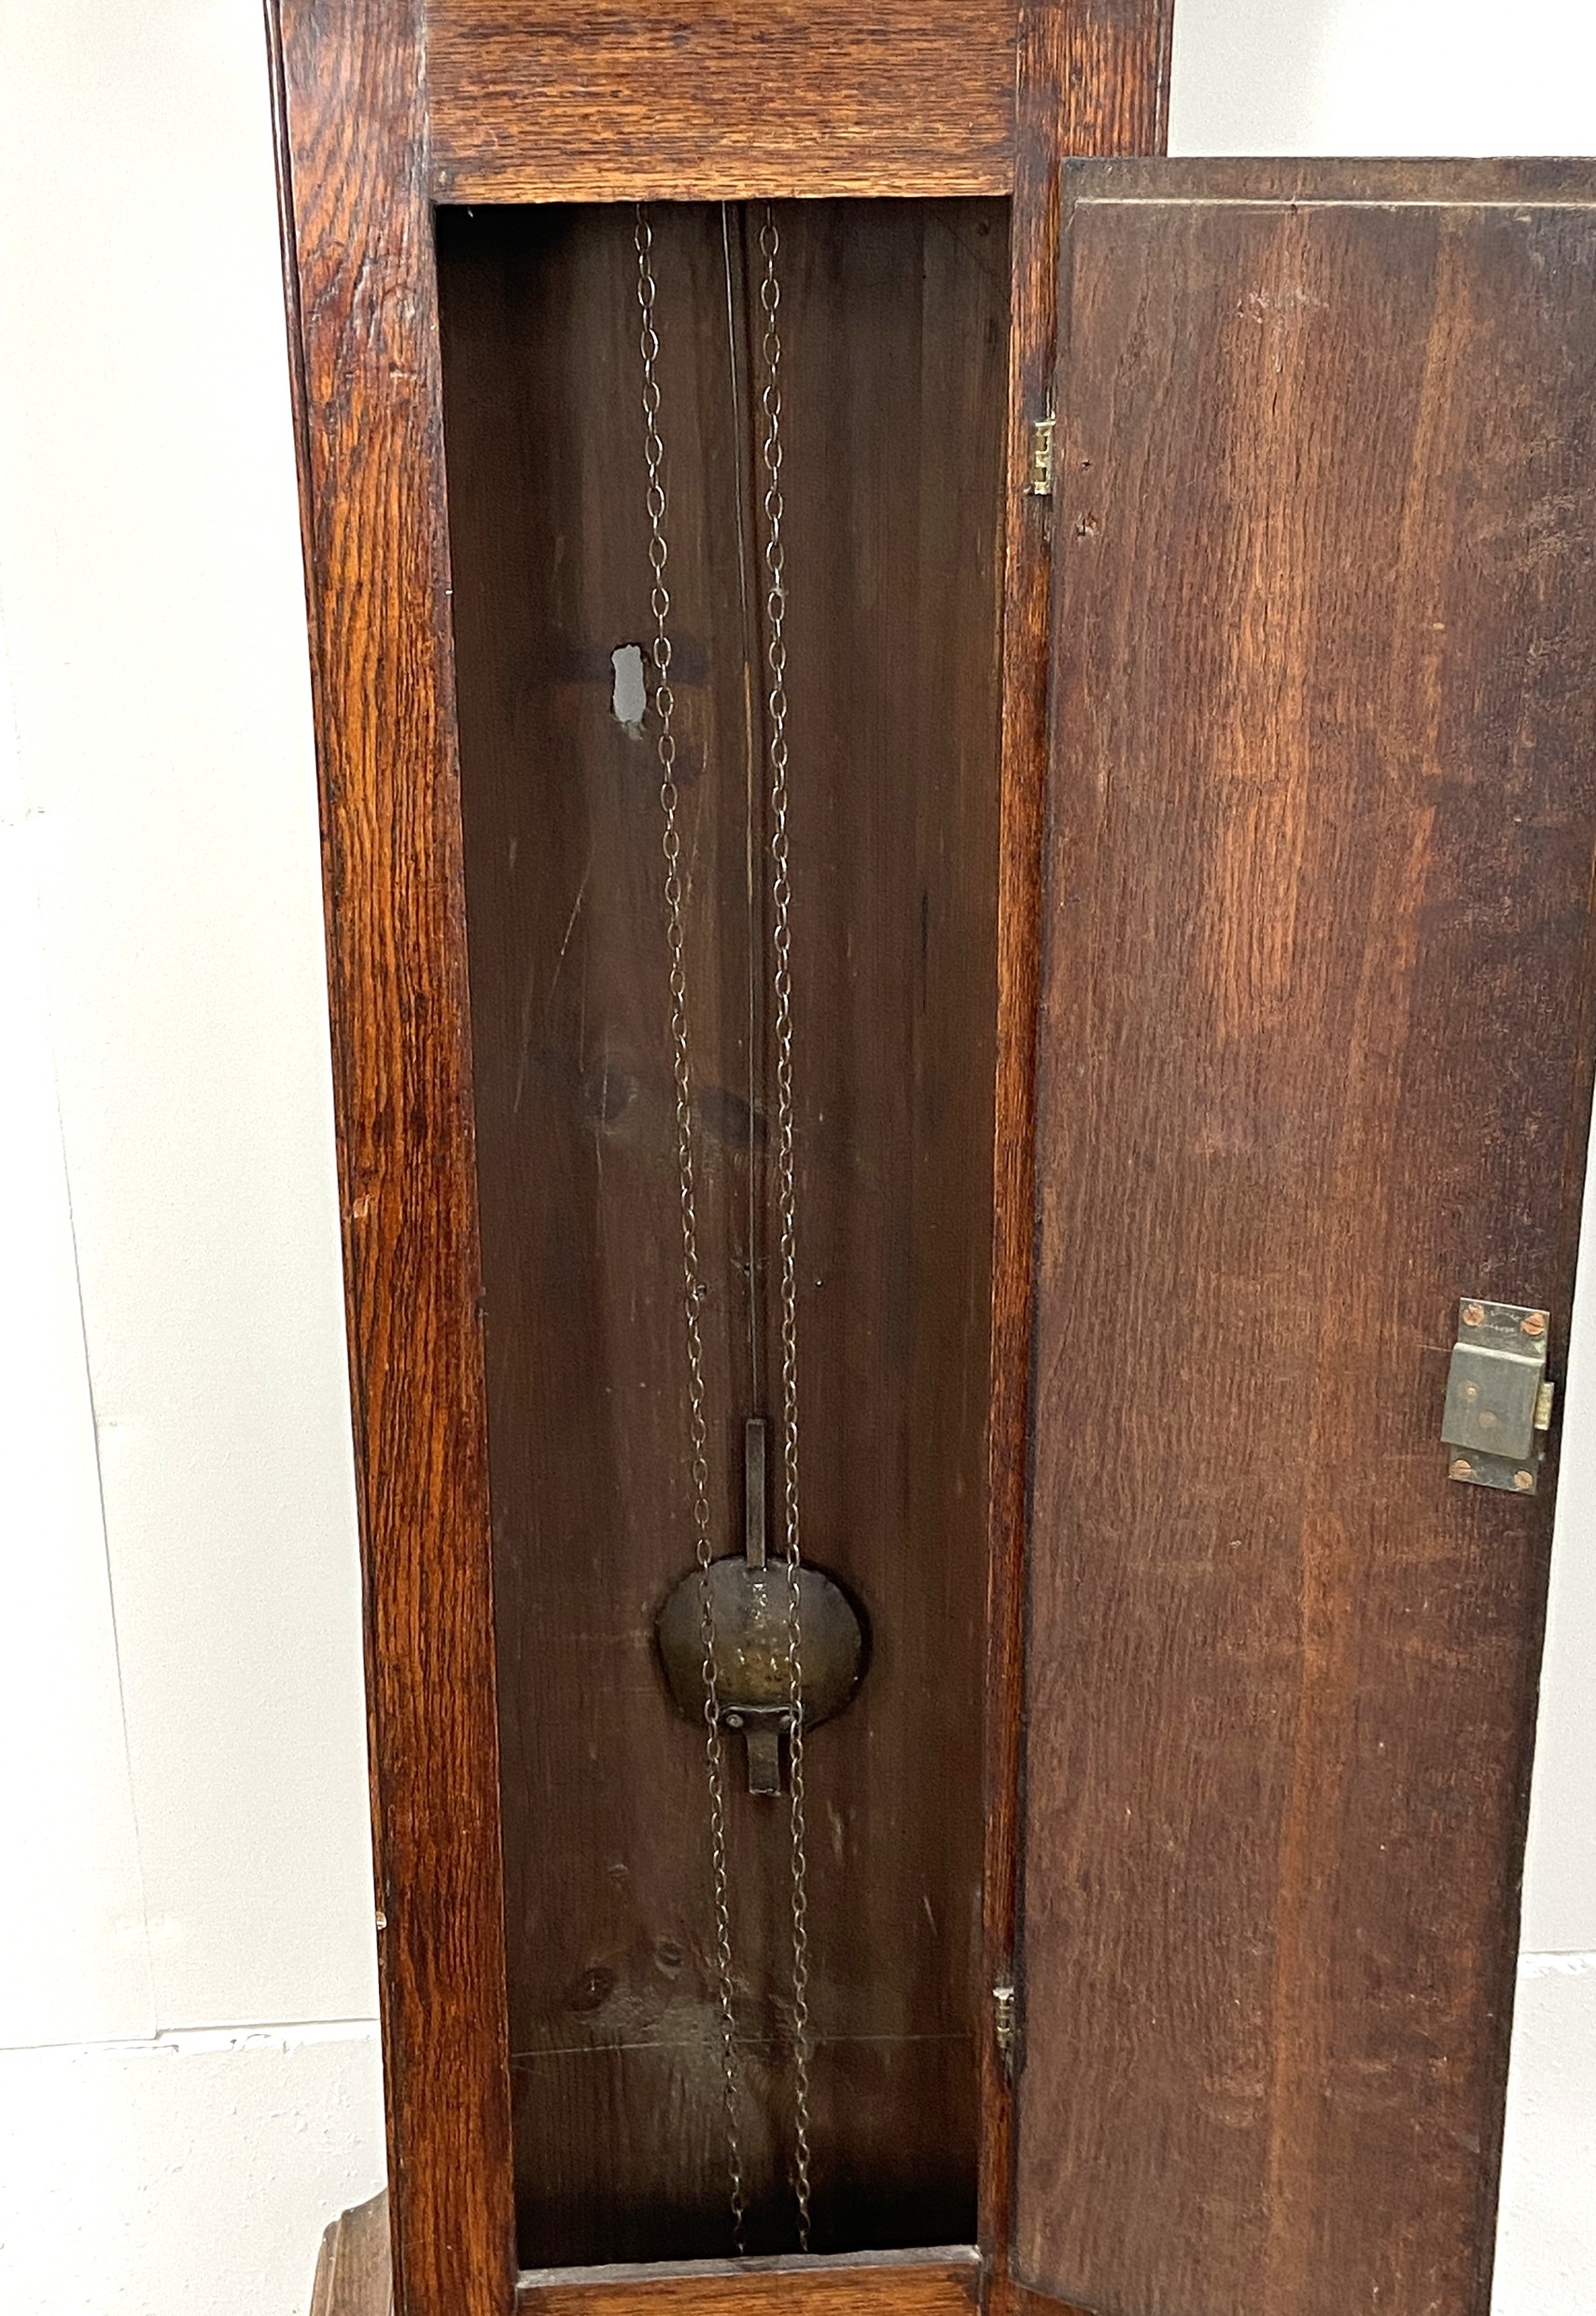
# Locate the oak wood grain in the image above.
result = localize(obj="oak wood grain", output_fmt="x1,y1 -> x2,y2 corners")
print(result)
427,0 -> 1016,203
268,5 -> 516,2312
311,2192 -> 396,2316
516,2248 -> 978,2313
1015,158 -> 1596,2316
977,11 -> 1171,2316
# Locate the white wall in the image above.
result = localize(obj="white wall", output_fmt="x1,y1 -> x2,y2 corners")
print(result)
0,4 -> 1588,2312
0,4 -> 383,2311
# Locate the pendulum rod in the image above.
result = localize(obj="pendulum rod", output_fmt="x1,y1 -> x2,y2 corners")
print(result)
758,200 -> 817,2253
635,205 -> 749,2255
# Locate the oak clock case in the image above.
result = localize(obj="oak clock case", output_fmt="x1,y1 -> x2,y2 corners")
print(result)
271,6 -> 1596,2315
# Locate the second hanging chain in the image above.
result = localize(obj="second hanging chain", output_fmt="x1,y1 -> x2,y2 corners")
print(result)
758,198 -> 817,2256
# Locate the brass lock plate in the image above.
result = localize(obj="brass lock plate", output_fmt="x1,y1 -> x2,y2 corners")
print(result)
1442,1298 -> 1552,1494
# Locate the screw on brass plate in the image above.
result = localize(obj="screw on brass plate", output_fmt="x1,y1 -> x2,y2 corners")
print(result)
1522,1312 -> 1547,1338
1450,1458 -> 1474,1481
1514,1469 -> 1535,1491
1463,1303 -> 1485,1326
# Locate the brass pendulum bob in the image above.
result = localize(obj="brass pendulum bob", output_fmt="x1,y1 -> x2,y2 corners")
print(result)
657,1417 -> 865,1793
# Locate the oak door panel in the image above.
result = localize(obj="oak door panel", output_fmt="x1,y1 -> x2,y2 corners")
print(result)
1015,160 -> 1596,2316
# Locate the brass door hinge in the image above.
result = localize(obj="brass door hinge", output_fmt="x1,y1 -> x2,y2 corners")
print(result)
993,1981 -> 1017,2078
1027,413 -> 1055,498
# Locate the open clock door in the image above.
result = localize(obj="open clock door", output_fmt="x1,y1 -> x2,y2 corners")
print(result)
1013,161 -> 1596,2316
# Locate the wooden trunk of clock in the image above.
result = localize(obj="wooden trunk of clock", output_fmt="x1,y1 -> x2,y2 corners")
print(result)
269,7 -> 1596,2316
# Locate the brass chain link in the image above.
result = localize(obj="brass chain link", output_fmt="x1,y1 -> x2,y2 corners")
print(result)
758,201 -> 816,2253
635,204 -> 748,2256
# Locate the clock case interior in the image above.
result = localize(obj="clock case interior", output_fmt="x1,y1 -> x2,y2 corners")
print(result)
436,193 -> 1010,2268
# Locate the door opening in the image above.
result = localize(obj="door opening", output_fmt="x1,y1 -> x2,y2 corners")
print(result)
436,196 -> 1010,2268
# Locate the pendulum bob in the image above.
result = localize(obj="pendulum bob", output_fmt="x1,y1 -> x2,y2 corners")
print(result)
655,1557 -> 866,1795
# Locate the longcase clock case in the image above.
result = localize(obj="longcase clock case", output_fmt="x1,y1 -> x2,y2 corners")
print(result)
269,5 -> 1596,2314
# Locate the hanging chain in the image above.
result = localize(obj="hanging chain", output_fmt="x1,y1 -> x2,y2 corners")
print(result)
636,205 -> 748,2256
637,201 -> 816,2257
758,201 -> 815,2253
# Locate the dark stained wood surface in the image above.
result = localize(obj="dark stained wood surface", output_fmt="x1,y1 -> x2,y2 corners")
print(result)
427,1 -> 1016,203
437,199 -> 1006,2264
1015,159 -> 1596,2316
268,5 -> 516,2314
977,11 -> 1172,2316
516,2248 -> 979,2314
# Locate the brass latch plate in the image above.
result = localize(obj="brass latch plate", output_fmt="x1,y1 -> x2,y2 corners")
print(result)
1442,1298 -> 1551,1495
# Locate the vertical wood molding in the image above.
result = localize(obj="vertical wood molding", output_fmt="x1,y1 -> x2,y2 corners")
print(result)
980,6 -> 1172,2311
266,5 -> 516,2312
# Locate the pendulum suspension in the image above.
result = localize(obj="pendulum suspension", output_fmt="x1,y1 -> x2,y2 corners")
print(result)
638,203 -> 866,2256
